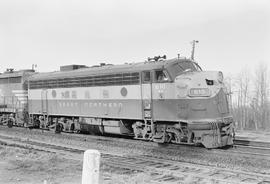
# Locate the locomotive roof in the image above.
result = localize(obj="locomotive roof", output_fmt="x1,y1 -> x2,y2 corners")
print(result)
0,69 -> 35,79
29,58 -> 193,81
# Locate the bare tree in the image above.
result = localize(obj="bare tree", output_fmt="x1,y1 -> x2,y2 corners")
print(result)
232,68 -> 251,130
253,63 -> 269,129
224,75 -> 239,128
227,62 -> 270,131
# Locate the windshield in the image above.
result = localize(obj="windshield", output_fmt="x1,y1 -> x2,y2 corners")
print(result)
193,62 -> 202,71
167,60 -> 202,80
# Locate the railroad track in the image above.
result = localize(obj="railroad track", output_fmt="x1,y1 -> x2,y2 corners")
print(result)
154,139 -> 270,159
2,126 -> 270,154
0,134 -> 270,184
1,125 -> 270,161
231,139 -> 270,157
234,139 -> 270,148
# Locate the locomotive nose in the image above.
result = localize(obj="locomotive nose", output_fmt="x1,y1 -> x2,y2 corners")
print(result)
175,71 -> 225,99
174,71 -> 233,148
175,71 -> 230,120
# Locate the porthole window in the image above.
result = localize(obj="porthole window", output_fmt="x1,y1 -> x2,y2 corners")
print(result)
121,87 -> 128,97
52,90 -> 57,98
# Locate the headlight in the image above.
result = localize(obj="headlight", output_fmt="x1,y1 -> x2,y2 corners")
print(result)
189,88 -> 210,97
217,71 -> 223,83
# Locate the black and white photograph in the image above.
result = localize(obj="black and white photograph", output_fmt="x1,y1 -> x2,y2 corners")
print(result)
0,0 -> 269,183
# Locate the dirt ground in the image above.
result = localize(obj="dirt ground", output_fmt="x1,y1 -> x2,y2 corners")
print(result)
1,127 -> 270,184
0,145 -> 154,184
0,145 -> 82,184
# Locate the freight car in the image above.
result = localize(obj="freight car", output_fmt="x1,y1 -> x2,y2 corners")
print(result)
0,69 -> 35,127
27,56 -> 234,148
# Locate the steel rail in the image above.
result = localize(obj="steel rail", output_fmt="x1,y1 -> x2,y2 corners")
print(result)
0,134 -> 270,184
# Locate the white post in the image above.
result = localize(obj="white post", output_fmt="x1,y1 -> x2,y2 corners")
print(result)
82,149 -> 100,184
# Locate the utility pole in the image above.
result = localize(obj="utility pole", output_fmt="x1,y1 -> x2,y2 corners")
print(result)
191,40 -> 199,61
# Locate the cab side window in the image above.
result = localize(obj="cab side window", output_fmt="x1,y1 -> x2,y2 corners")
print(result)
142,71 -> 151,83
155,70 -> 169,82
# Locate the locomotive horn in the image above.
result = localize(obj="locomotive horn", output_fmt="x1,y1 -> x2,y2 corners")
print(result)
147,55 -> 167,62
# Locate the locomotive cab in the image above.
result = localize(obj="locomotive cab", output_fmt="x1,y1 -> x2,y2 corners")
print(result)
148,59 -> 234,148
174,70 -> 234,148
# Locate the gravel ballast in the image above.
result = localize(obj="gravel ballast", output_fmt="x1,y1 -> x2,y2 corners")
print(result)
0,126 -> 269,176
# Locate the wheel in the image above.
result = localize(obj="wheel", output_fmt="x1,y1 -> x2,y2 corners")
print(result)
55,123 -> 62,133
70,123 -> 75,131
7,120 -> 13,128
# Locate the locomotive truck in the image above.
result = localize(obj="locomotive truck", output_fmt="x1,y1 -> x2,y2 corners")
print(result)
0,56 -> 234,148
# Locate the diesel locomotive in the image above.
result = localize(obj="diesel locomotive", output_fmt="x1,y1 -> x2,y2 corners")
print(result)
0,57 -> 234,148
0,69 -> 35,127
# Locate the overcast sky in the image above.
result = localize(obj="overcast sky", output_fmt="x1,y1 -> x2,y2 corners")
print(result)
0,0 -> 269,76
